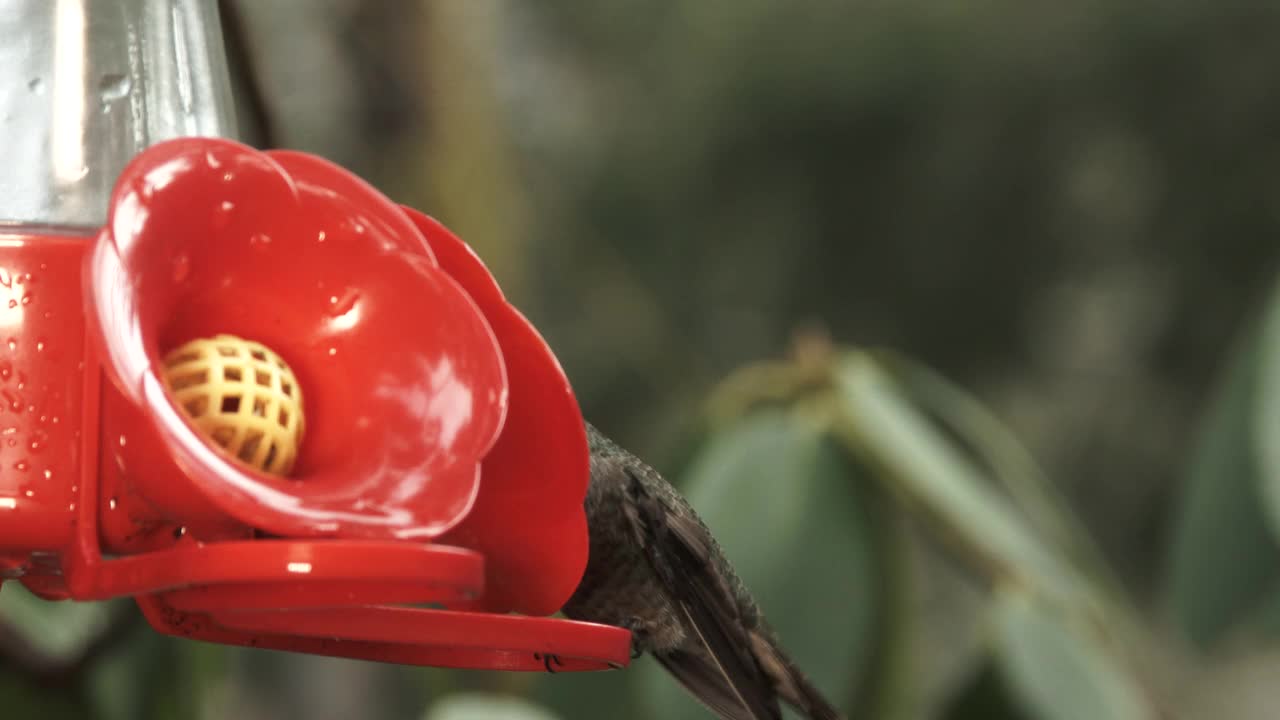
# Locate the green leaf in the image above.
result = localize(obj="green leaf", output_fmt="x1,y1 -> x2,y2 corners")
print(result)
0,582 -> 114,660
832,354 -> 1088,608
85,629 -> 220,720
528,664 -> 644,720
640,410 -> 875,719
873,350 -> 1119,597
0,672 -> 89,720
992,589 -> 1151,720
1163,324 -> 1280,648
939,658 -> 1032,720
424,693 -> 563,720
1253,281 -> 1280,562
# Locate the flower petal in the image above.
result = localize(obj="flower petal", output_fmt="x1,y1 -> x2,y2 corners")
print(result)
89,139 -> 508,540
402,207 -> 590,615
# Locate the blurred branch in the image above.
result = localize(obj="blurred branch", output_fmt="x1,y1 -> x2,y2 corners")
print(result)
411,1 -> 531,303
0,601 -> 143,688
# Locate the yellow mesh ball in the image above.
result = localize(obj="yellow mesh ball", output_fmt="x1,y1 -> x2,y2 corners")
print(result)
161,334 -> 305,476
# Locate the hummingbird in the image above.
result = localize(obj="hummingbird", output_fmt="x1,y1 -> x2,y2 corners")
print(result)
561,422 -> 845,720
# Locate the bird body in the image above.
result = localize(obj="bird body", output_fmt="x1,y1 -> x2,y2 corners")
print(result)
562,422 -> 845,720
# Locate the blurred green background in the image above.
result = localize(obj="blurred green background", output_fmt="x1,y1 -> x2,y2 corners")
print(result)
5,0 -> 1280,718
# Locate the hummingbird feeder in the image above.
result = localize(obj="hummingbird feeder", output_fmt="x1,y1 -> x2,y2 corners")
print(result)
0,0 -> 630,673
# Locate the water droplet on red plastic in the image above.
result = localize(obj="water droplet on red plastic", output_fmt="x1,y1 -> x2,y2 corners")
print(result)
213,201 -> 235,230
327,289 -> 360,317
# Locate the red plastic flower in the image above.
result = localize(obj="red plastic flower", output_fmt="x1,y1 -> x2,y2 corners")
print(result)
87,138 -> 589,615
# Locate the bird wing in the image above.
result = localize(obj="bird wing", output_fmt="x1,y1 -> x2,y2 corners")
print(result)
749,630 -> 846,720
622,468 -> 783,720
656,648 -> 769,720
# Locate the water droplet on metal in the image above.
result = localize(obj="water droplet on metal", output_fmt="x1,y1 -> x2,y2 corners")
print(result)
98,73 -> 131,102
